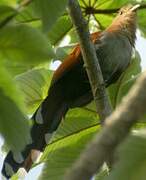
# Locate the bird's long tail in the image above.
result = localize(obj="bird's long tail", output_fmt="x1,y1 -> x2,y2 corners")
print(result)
2,85 -> 68,179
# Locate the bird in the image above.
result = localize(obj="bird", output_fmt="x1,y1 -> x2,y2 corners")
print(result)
2,4 -> 139,179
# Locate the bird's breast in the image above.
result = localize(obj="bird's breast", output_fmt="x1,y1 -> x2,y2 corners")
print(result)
95,31 -> 133,85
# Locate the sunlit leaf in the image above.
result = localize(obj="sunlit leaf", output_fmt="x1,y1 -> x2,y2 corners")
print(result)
15,68 -> 53,113
94,14 -> 114,29
0,0 -> 16,6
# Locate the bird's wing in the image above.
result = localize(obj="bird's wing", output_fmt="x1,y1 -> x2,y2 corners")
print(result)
52,31 -> 102,85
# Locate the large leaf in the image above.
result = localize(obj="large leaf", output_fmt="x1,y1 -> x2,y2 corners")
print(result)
96,0 -> 134,8
79,0 -> 135,8
3,60 -> 34,76
15,68 -> 53,113
50,108 -> 99,142
0,65 -> 30,152
0,24 -> 55,64
0,0 -> 16,6
0,5 -> 17,26
79,0 -> 118,9
48,15 -> 73,45
105,130 -> 146,180
40,126 -> 98,180
0,63 -> 24,108
15,2 -> 40,24
0,90 -> 30,152
79,0 -> 139,31
34,0 -> 68,32
94,14 -> 114,29
38,108 -> 100,180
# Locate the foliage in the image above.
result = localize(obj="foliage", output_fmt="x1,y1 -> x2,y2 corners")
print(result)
0,0 -> 145,180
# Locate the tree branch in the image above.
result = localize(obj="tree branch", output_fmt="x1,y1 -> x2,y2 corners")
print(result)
67,0 -> 112,122
65,71 -> 146,180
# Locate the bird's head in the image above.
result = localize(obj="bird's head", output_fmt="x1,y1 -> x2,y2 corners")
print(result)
107,4 -> 140,46
118,4 -> 139,18
116,4 -> 139,26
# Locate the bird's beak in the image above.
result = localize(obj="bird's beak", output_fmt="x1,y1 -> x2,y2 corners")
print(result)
131,4 -> 140,11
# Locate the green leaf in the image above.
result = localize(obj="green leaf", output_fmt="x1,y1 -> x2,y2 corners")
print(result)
15,2 -> 40,26
40,127 -> 98,180
3,60 -> 34,76
48,15 -> 72,45
105,130 -> 146,180
0,0 -> 16,6
0,64 -> 24,109
94,14 -> 114,29
97,0 -> 133,8
38,108 -> 100,180
0,65 -> 30,152
0,24 -> 55,64
79,0 -> 120,9
79,0 -> 132,9
15,68 -> 53,113
138,10 -> 146,37
93,0 -> 137,30
108,51 -> 141,108
0,89 -> 30,152
68,28 -> 78,44
0,5 -> 17,26
55,45 -> 76,61
51,108 -> 99,142
34,0 -> 68,32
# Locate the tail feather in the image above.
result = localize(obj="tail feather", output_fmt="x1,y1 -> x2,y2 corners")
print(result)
2,86 -> 68,179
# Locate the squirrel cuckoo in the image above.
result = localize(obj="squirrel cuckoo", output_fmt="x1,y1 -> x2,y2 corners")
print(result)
2,4 -> 139,179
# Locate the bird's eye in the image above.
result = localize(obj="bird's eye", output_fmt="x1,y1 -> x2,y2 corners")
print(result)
119,11 -> 123,15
